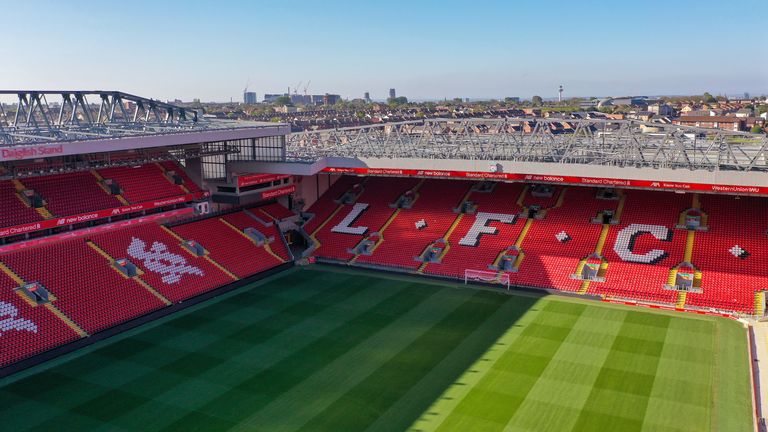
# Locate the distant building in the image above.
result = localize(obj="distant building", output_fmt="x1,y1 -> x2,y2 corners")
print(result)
364,92 -> 371,102
323,94 -> 341,105
647,103 -> 675,116
672,116 -> 746,132
389,88 -> 396,99
243,92 -> 257,104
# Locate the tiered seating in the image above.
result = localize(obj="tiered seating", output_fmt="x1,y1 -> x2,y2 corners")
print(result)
588,190 -> 688,304
88,223 -> 233,302
258,202 -> 295,221
171,214 -> 284,279
356,180 -> 472,269
0,270 -> 80,367
159,161 -> 203,194
506,187 -> 609,292
686,195 -> 768,313
0,180 -> 42,228
423,183 -> 527,277
303,176 -> 360,235
97,164 -> 185,203
223,211 -> 292,261
313,177 -> 419,261
0,239 -> 166,333
309,177 -> 768,313
22,172 -> 122,216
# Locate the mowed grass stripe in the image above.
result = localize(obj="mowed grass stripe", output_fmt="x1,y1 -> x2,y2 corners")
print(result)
569,311 -> 671,432
297,290 -> 512,432
158,278 -> 441,430
501,303 -> 628,432
641,317 -> 717,431
0,267 -> 754,432
368,295 -> 540,432
230,281 -> 491,431
712,319 -> 753,432
2,270 -> 400,431
431,300 -> 587,431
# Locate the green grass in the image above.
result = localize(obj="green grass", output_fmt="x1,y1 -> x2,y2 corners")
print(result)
0,267 -> 753,431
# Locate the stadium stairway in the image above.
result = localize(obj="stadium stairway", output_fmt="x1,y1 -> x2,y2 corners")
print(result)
0,180 -> 43,228
160,226 -> 239,281
355,179 -> 472,270
221,211 -> 291,263
0,267 -> 82,367
23,171 -> 124,217
169,214 -> 285,279
1,238 -> 165,334
313,176 -> 420,262
88,223 -> 235,303
86,240 -> 172,306
91,169 -> 130,205
12,178 -> 53,219
0,259 -> 87,338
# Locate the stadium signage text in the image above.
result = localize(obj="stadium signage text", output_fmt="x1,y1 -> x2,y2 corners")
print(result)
0,193 -> 205,239
260,184 -> 296,200
322,167 -> 768,196
0,208 -> 194,254
0,144 -> 64,161
236,173 -> 291,188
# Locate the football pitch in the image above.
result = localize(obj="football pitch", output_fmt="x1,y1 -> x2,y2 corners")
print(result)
0,266 -> 753,431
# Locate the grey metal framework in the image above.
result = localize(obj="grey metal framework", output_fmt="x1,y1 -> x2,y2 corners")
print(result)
0,90 -> 205,145
287,118 -> 768,172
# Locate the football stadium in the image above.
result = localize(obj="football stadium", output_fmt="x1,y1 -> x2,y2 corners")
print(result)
0,90 -> 765,431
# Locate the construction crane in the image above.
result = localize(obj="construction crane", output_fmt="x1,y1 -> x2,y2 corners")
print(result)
303,80 -> 311,96
293,81 -> 302,95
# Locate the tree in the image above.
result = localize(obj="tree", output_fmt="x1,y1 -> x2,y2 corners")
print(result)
387,96 -> 408,106
751,124 -> 765,134
531,95 -> 543,106
702,92 -> 717,103
273,95 -> 292,106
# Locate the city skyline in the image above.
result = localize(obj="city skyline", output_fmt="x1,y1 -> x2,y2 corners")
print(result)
0,0 -> 766,102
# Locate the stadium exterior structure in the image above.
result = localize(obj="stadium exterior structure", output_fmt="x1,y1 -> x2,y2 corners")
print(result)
0,90 -> 289,162
227,118 -> 768,198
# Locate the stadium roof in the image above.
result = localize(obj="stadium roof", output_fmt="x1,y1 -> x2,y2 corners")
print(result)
0,90 -> 277,146
287,118 -> 768,172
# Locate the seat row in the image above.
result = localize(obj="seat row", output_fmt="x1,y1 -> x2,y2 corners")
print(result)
307,176 -> 768,315
0,209 -> 291,368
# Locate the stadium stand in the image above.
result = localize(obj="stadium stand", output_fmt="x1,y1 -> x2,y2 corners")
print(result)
686,194 -> 768,313
312,176 -> 419,261
354,179 -> 472,269
590,190 -> 688,304
257,202 -> 296,221
302,175 -> 360,235
0,268 -> 81,367
97,163 -> 188,203
0,180 -> 43,228
221,210 -> 292,262
422,182 -> 527,277
22,171 -> 123,217
308,176 -> 766,314
171,212 -> 286,279
0,239 -> 166,333
88,223 -> 236,302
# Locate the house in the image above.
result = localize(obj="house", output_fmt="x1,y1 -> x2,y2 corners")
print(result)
671,116 -> 745,131
647,104 -> 675,116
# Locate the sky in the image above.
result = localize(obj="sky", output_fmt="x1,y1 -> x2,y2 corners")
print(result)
0,0 -> 766,102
